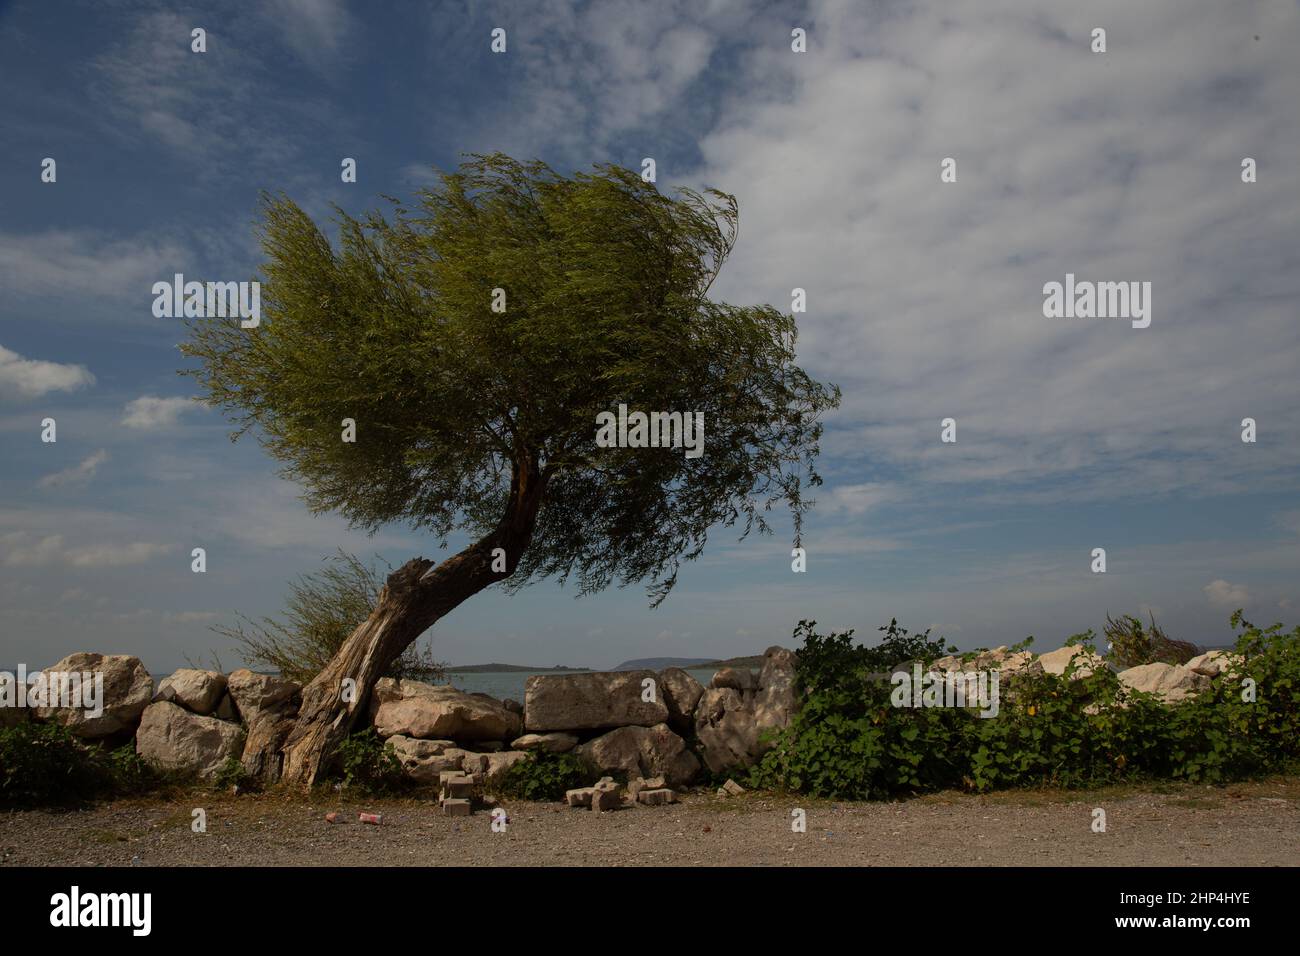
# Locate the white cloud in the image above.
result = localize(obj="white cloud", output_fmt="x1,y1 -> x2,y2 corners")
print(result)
1204,579 -> 1251,608
37,450 -> 109,489
824,482 -> 897,516
0,230 -> 186,303
677,0 -> 1300,506
0,532 -> 170,568
266,0 -> 355,68
122,396 -> 194,429
0,345 -> 95,398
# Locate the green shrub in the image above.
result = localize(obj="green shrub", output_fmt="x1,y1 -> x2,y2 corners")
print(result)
749,615 -> 1300,800
213,755 -> 252,791
333,729 -> 408,794
0,721 -> 116,806
106,743 -> 157,795
487,750 -> 596,801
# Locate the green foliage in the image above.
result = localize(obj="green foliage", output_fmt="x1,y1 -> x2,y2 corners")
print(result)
0,722 -> 155,806
181,153 -> 840,607
750,615 -> 1300,799
792,618 -> 956,697
106,743 -> 156,796
213,756 -> 251,791
486,749 -> 596,801
333,729 -> 408,795
1105,612 -> 1200,668
212,550 -> 447,685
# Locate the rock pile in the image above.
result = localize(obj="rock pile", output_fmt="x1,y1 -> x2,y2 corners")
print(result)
18,639 -> 1244,801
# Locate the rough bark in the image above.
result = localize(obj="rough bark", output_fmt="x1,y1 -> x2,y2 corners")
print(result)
279,456 -> 547,788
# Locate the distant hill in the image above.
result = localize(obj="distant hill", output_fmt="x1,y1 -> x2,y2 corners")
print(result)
701,654 -> 768,670
612,657 -> 716,671
613,653 -> 772,672
444,663 -> 590,674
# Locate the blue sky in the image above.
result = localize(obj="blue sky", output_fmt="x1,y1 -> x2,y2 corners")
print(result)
1,0 -> 1298,672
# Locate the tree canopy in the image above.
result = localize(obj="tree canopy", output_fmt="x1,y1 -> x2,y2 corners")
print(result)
182,153 -> 839,606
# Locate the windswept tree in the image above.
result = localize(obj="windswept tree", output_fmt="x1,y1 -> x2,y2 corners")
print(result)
182,153 -> 840,787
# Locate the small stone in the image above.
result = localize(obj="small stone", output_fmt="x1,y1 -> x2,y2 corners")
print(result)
636,788 -> 676,806
441,776 -> 474,800
592,789 -> 622,812
565,787 -> 596,808
442,798 -> 472,817
721,778 -> 746,796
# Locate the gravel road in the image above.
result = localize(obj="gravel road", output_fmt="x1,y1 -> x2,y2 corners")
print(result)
2,777 -> 1296,867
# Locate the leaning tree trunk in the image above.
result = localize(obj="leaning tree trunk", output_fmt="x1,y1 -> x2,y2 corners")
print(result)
279,458 -> 547,789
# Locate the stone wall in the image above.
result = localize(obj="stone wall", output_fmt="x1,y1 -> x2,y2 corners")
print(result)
13,643 -> 1236,801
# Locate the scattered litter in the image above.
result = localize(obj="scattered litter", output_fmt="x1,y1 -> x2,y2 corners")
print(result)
358,812 -> 383,825
325,812 -> 341,824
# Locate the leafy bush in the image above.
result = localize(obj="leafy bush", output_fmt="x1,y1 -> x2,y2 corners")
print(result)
0,722 -> 118,806
749,615 -> 1300,799
793,617 -> 955,695
487,750 -> 596,801
333,729 -> 408,794
1105,612 -> 1200,668
212,549 -> 447,685
213,755 -> 252,791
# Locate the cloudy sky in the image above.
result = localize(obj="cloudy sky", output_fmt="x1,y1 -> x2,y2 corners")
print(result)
2,0 -> 1297,672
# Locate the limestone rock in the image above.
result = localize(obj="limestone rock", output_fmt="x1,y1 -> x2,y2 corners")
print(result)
566,787 -> 596,808
636,788 -> 676,806
658,668 -> 704,733
371,678 -> 521,742
442,798 -> 472,816
155,669 -> 227,715
627,775 -> 666,800
1037,646 -> 1114,679
1186,650 -> 1241,678
135,701 -> 245,780
1118,663 -> 1210,702
695,646 -> 798,774
484,750 -> 530,778
225,669 -> 299,723
711,667 -> 757,692
33,652 -> 153,739
511,732 -> 579,753
524,670 -> 668,732
575,723 -> 699,787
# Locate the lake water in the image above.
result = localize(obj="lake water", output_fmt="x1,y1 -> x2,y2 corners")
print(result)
448,668 -> 720,702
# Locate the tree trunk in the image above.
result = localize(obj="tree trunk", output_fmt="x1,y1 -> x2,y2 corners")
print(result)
279,457 -> 547,789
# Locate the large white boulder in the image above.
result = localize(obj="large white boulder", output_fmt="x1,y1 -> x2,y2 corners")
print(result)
372,678 -> 522,742
34,652 -> 153,739
576,723 -> 700,788
135,701 -> 246,780
155,669 -> 227,715
658,668 -> 704,733
524,670 -> 668,732
1118,663 -> 1211,702
695,646 -> 797,774
1038,645 -> 1114,679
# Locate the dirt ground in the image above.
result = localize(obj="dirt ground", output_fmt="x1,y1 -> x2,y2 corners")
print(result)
2,777 -> 1297,867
